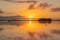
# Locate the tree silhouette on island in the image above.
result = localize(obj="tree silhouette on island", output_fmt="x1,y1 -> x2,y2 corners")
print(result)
38,18 -> 52,23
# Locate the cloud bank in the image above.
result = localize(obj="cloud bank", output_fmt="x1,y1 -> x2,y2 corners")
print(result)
3,0 -> 36,3
28,2 -> 52,9
50,7 -> 60,12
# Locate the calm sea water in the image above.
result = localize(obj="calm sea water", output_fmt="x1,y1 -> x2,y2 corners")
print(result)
0,21 -> 60,40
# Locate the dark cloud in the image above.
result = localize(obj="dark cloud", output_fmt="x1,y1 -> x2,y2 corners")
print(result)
0,9 -> 4,13
28,2 -> 52,9
28,2 -> 36,9
4,0 -> 36,3
50,7 -> 60,12
0,15 -> 25,20
38,2 -> 52,9
50,29 -> 60,34
3,0 -> 52,9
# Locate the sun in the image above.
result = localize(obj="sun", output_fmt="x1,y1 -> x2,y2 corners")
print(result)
27,14 -> 34,18
23,10 -> 36,18
20,9 -> 44,19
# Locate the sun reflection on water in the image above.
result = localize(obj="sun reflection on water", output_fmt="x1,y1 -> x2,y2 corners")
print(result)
19,20 -> 47,33
29,21 -> 32,24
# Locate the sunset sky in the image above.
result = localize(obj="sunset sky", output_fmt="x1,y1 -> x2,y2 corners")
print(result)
0,0 -> 60,19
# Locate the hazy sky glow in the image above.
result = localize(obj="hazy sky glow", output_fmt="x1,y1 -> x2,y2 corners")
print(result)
0,0 -> 60,19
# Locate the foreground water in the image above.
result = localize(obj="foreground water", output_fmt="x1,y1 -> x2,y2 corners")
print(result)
0,21 -> 60,40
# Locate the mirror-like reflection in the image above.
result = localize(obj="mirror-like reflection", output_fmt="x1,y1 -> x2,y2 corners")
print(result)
19,21 -> 48,32
0,20 -> 60,40
0,21 -> 26,26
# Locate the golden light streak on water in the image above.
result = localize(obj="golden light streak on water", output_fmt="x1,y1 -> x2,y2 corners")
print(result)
19,21 -> 48,33
29,21 -> 32,24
